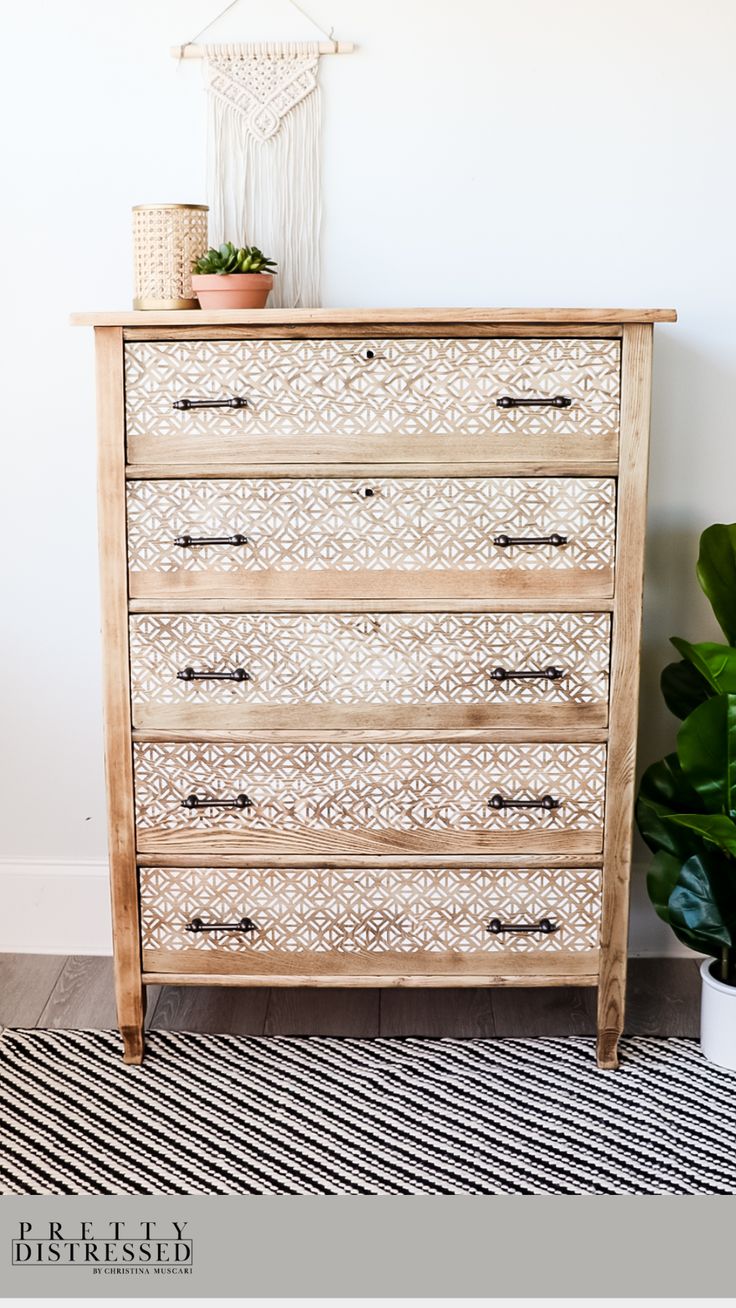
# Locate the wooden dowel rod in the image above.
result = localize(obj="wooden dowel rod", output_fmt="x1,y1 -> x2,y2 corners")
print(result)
171,41 -> 355,58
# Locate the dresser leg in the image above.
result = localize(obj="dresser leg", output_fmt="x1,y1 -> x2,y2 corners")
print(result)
119,984 -> 146,1065
121,1025 -> 145,1065
596,1026 -> 621,1070
596,942 -> 627,1069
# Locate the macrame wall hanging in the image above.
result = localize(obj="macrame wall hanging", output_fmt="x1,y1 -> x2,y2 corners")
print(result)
173,2 -> 354,310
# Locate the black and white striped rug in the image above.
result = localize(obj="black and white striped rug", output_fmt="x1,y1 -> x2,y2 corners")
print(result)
1,1030 -> 734,1195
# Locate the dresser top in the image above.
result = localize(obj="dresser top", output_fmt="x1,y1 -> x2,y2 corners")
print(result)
71,306 -> 677,327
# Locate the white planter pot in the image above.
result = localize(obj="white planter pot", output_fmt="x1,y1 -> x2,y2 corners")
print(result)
700,957 -> 736,1071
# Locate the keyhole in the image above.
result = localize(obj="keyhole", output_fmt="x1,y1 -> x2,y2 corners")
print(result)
365,349 -> 375,360
363,487 -> 375,497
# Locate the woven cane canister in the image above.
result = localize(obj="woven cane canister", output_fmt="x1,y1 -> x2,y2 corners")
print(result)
132,204 -> 208,310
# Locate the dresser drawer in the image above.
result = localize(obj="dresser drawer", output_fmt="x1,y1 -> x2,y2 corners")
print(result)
126,476 -> 616,601
124,336 -> 621,466
139,864 -> 602,977
129,611 -> 611,731
133,740 -> 606,856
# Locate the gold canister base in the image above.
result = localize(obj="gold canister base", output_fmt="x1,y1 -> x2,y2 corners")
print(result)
133,296 -> 200,311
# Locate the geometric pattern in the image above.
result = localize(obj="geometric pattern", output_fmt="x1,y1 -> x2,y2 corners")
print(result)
3,1031 -> 735,1195
133,741 -> 607,836
124,337 -> 621,446
126,476 -> 617,576
129,611 -> 612,710
139,865 -> 603,955
205,49 -> 318,143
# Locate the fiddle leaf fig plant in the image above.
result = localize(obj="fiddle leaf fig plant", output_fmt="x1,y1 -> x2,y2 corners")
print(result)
636,523 -> 736,984
193,242 -> 277,276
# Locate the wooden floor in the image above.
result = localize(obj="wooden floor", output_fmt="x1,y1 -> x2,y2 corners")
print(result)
0,955 -> 701,1038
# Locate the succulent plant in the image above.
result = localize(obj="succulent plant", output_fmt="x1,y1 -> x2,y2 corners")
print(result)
193,242 -> 277,276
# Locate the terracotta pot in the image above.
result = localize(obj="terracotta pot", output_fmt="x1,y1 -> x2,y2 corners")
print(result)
191,273 -> 274,310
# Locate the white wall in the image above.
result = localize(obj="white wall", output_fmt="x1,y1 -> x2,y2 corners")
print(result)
1,0 -> 734,954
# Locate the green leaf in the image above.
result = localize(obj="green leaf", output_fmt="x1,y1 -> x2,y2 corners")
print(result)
635,754 -> 705,859
660,658 -> 712,719
668,851 -> 736,955
671,637 -> 736,693
646,850 -> 683,923
697,523 -> 736,644
677,692 -> 736,814
666,812 -> 736,855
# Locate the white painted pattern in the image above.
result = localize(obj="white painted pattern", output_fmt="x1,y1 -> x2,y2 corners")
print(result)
126,476 -> 616,576
124,337 -> 621,444
139,864 -> 602,955
133,740 -> 607,836
129,611 -> 611,709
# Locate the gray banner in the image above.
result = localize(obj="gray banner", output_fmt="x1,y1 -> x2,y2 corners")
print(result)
1,1194 -> 734,1298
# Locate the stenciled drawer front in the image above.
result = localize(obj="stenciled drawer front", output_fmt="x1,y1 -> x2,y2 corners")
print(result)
126,476 -> 616,601
129,610 -> 611,731
139,864 -> 603,977
124,336 -> 621,466
133,740 -> 607,856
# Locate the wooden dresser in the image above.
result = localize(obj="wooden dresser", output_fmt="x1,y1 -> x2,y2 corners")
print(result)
73,307 -> 676,1067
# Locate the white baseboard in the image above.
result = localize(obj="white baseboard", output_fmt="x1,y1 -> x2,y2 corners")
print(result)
0,860 -> 112,955
0,858 -> 696,960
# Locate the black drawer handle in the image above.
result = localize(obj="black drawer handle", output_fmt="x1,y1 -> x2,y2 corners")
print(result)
186,916 -> 257,933
487,918 -> 559,934
181,793 -> 253,811
494,533 -> 568,548
174,533 -> 248,548
177,667 -> 251,683
496,396 -> 572,409
490,666 -> 564,682
488,794 -> 560,811
173,396 -> 248,411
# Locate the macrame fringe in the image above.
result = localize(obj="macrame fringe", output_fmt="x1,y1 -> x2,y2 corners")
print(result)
204,43 -> 322,309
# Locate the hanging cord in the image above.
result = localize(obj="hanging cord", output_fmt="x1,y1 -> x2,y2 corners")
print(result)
184,0 -> 335,49
286,0 -> 334,40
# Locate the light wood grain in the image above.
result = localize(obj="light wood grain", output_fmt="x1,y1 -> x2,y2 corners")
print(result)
72,307 -> 678,326
128,608 -> 611,734
128,433 -> 619,469
80,308 -> 670,1064
139,864 -> 601,973
129,596 -> 617,614
124,324 -> 625,341
137,852 -> 601,868
124,337 -> 621,468
142,948 -> 599,979
137,830 -> 604,857
133,704 -> 608,732
95,327 -> 145,1064
127,460 -> 620,479
129,568 -> 615,603
596,323 -> 654,1070
131,726 -> 609,743
141,971 -> 599,988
